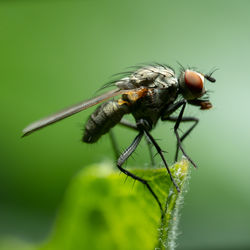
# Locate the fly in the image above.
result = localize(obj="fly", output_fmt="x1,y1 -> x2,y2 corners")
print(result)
22,63 -> 216,213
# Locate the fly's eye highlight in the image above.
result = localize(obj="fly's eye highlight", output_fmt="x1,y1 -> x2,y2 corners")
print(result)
184,70 -> 204,93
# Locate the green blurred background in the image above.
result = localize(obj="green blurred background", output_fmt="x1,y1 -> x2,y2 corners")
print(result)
1,0 -> 250,249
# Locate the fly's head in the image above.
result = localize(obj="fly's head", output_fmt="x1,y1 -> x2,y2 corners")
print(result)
178,66 -> 216,109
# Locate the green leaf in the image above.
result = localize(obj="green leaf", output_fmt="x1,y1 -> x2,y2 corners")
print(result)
0,160 -> 189,250
39,159 -> 189,250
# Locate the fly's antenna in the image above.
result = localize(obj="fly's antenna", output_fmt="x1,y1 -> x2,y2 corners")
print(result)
204,67 -> 218,83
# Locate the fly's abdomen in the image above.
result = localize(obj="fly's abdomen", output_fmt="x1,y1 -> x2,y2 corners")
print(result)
83,101 -> 130,143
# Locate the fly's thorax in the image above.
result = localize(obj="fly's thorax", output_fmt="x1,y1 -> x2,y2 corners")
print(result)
130,86 -> 178,127
115,65 -> 178,89
121,87 -> 149,104
152,68 -> 178,89
156,86 -> 178,104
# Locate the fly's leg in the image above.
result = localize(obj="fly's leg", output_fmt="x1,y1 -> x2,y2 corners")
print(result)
119,118 -> 138,131
109,130 -> 120,159
137,119 -> 180,193
109,119 -> 138,160
161,100 -> 198,168
172,103 -> 198,168
161,100 -> 186,120
145,135 -> 155,166
166,116 -> 199,161
119,119 -> 155,166
117,131 -> 163,213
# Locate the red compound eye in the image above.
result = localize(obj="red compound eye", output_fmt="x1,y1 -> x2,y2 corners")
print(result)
184,70 -> 204,93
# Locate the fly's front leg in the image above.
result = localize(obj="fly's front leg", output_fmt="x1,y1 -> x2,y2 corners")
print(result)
161,100 -> 198,168
117,131 -> 163,213
166,116 -> 199,161
172,102 -> 198,168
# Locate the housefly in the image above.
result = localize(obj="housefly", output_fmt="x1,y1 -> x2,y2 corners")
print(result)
23,63 -> 216,212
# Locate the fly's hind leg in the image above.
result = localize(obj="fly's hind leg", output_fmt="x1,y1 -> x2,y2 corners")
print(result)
119,118 -> 138,131
117,131 -> 163,213
109,118 -> 138,160
166,116 -> 199,162
119,119 -> 155,166
109,130 -> 120,160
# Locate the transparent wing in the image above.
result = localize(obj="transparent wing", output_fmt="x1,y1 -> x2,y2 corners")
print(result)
22,88 -> 129,136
